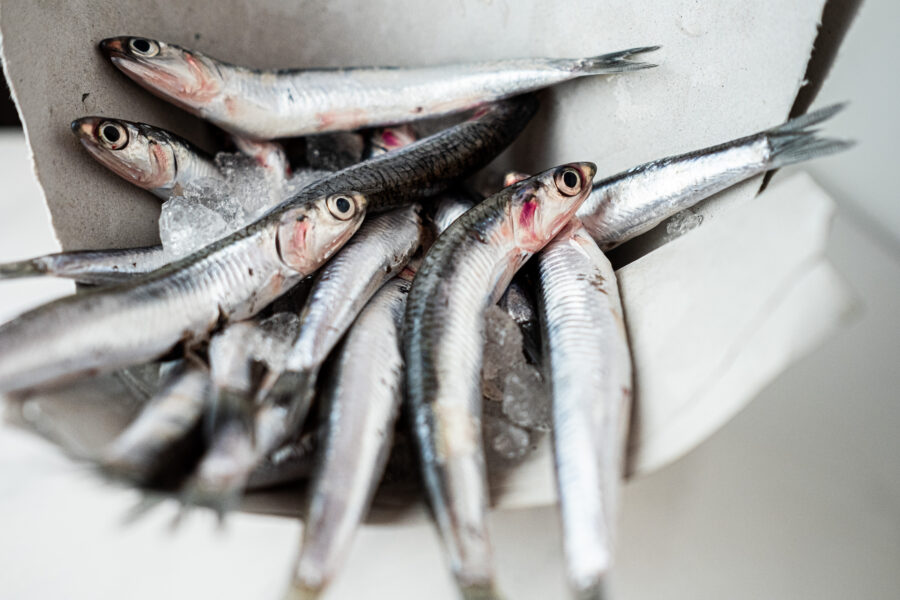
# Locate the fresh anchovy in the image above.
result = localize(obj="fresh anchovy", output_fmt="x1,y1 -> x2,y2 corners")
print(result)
0,190 -> 365,394
0,245 -> 168,285
71,117 -> 222,200
0,97 -> 532,393
577,104 -> 853,249
536,221 -> 632,598
292,274 -> 412,595
100,361 -> 209,484
289,189 -> 462,596
184,313 -> 302,509
259,205 -> 422,452
291,96 -> 539,213
404,162 -> 596,595
100,36 -> 654,139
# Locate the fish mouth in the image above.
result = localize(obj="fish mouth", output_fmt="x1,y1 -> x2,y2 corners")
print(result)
100,37 -> 222,112
573,161 -> 598,185
98,37 -> 127,59
70,117 -> 100,142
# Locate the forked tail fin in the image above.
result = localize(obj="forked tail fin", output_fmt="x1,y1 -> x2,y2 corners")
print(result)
570,46 -> 660,74
766,103 -> 855,169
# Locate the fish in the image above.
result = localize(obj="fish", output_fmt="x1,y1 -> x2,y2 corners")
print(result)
577,104 -> 854,249
535,221 -> 632,598
71,117 -> 222,200
100,36 -> 655,139
258,205 -> 423,454
0,95 -> 531,393
291,274 -> 412,597
183,313 -> 302,510
0,189 -> 366,394
403,162 -> 596,596
100,361 -> 209,485
288,186 -> 464,597
0,245 -> 169,285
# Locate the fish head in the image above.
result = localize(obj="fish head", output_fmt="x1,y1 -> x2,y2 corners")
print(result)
508,162 -> 596,252
275,192 -> 368,275
71,117 -> 179,192
100,37 -> 223,114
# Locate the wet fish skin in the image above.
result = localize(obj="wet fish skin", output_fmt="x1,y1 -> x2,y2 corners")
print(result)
71,117 -> 221,200
0,95 -> 530,393
257,205 -> 423,453
0,245 -> 169,285
536,221 -> 632,597
292,275 -> 411,595
292,96 -> 539,213
101,36 -> 653,139
184,313 -> 303,509
429,188 -> 477,235
577,103 -> 854,249
101,361 -> 209,484
0,190 -> 366,394
404,162 -> 596,594
287,188 -> 475,595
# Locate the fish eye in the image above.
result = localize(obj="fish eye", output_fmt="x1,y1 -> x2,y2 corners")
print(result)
128,38 -> 159,58
326,193 -> 357,220
97,121 -> 128,150
554,167 -> 582,196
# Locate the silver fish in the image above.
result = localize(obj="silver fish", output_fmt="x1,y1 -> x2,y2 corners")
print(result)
0,245 -> 169,285
292,273 -> 412,595
100,36 -> 655,139
258,205 -> 422,453
536,221 -> 632,598
0,190 -> 366,394
404,162 -> 596,596
185,313 -> 302,509
0,96 -> 533,393
71,117 -> 222,200
577,104 -> 853,249
101,361 -> 209,484
430,189 -> 476,235
289,188 -> 463,596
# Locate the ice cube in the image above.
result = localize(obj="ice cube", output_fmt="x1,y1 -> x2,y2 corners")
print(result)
159,195 -> 229,258
665,208 -> 704,239
501,366 -> 551,432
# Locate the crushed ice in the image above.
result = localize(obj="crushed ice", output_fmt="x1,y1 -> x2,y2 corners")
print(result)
664,207 -> 704,240
481,304 -> 549,467
159,152 -> 327,259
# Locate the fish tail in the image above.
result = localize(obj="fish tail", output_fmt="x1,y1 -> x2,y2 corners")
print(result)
571,46 -> 660,74
0,257 -> 47,280
765,103 -> 855,169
